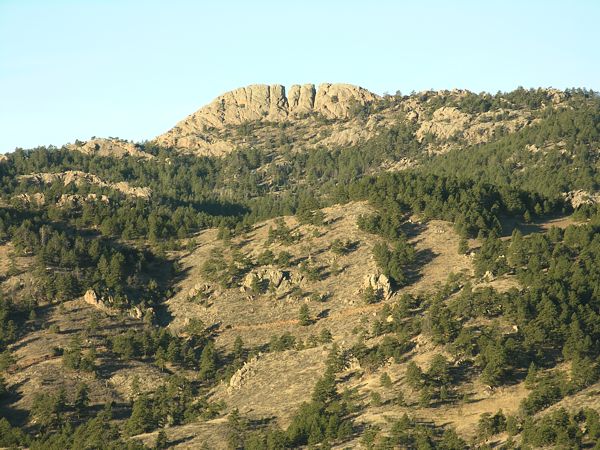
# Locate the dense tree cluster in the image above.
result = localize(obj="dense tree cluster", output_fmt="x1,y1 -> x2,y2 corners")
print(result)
109,327 -> 215,375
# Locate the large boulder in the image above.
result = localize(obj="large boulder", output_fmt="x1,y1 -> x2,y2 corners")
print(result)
364,273 -> 392,300
83,289 -> 109,310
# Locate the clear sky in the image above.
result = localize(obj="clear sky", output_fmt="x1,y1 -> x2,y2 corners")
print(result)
1,0 -> 599,152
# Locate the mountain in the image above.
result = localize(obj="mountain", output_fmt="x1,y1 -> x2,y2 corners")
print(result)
0,85 -> 599,449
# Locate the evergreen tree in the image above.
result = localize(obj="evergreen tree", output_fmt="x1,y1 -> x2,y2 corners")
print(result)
127,394 -> 156,435
154,430 -> 168,450
198,342 -> 217,380
298,304 -> 311,326
74,383 -> 90,415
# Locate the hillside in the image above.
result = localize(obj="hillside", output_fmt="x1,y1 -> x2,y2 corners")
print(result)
0,85 -> 600,449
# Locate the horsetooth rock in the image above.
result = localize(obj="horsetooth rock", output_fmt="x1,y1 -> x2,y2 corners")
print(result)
155,83 -> 379,153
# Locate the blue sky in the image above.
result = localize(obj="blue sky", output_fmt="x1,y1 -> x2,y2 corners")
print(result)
1,0 -> 599,152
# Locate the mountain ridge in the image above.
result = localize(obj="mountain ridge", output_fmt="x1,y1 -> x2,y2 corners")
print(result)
151,84 -> 571,157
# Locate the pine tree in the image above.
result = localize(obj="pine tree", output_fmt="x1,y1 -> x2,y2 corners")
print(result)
233,336 -> 244,360
166,340 -> 181,364
380,372 -> 393,388
299,304 -> 311,326
524,362 -> 538,388
428,354 -> 451,385
155,430 -> 168,450
127,394 -> 156,435
405,362 -> 423,390
155,348 -> 167,371
198,342 -> 217,380
74,383 -> 90,415
0,376 -> 7,399
312,369 -> 337,404
107,252 -> 126,289
507,229 -> 526,268
458,238 -> 469,255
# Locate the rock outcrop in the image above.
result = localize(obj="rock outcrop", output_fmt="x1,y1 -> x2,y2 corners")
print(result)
240,267 -> 290,296
84,289 -> 112,312
154,83 -> 379,154
228,356 -> 259,393
57,193 -> 110,207
12,192 -> 46,207
187,283 -> 213,300
84,289 -> 153,320
18,170 -> 152,199
364,273 -> 392,300
563,190 -> 600,209
12,192 -> 110,208
151,85 -> 568,158
414,105 -> 533,152
67,138 -> 154,159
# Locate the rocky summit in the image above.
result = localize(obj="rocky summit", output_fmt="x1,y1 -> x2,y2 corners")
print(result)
155,83 -> 379,154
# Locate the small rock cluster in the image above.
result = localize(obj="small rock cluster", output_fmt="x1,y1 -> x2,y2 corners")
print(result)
239,267 -> 303,299
83,289 -> 154,321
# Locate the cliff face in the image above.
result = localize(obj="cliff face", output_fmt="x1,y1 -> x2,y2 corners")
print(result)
154,83 -> 379,155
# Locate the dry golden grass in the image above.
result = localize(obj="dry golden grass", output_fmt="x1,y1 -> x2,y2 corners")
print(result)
158,202 -> 534,443
132,418 -> 231,449
211,346 -> 327,427
4,298 -> 156,414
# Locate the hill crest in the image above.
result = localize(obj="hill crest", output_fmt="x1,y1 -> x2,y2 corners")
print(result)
154,83 -> 379,153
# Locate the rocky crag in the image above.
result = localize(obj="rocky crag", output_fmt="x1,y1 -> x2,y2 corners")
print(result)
154,83 -> 380,155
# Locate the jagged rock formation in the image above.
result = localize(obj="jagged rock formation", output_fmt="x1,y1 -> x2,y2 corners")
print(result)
67,138 -> 154,159
227,356 -> 259,393
240,267 -> 292,297
154,83 -> 379,155
364,273 -> 392,300
18,170 -> 152,199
